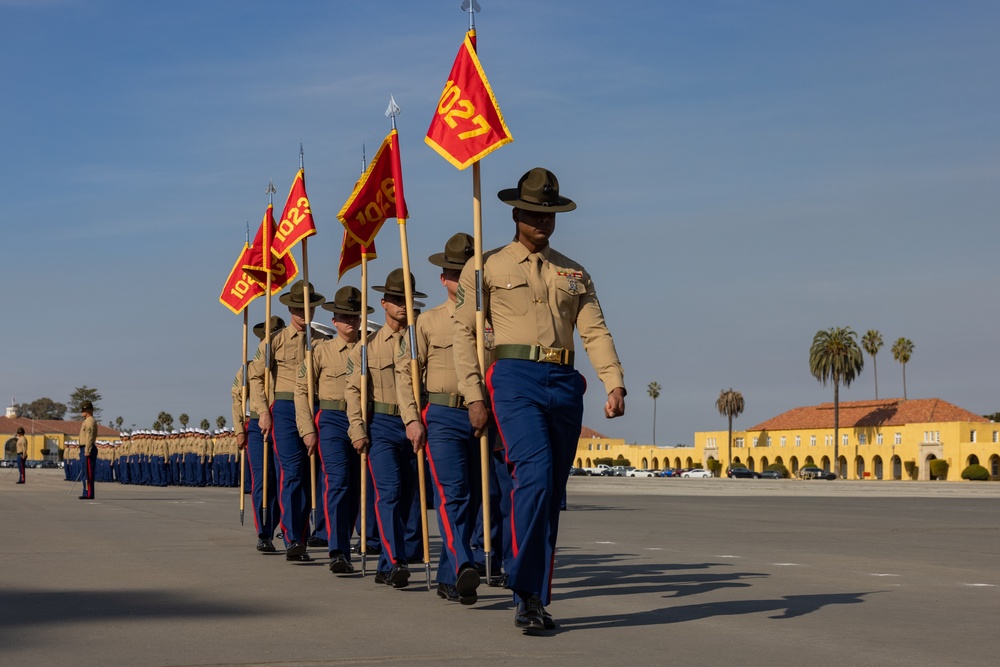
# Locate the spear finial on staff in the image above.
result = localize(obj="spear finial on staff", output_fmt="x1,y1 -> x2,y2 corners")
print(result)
461,0 -> 481,30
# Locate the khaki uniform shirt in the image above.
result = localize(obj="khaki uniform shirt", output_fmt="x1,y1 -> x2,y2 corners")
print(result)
454,241 -> 625,404
345,325 -> 420,443
79,416 -> 98,455
15,435 -> 27,457
249,326 -> 326,409
295,334 -> 357,438
232,366 -> 250,431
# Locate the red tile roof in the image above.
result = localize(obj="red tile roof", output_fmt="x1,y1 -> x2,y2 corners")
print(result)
0,416 -> 121,438
580,426 -> 610,439
748,398 -> 990,431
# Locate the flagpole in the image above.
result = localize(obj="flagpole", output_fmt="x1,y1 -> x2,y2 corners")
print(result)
240,306 -> 247,526
295,145 -> 320,537
263,179 -> 276,531
387,97 -> 432,590
471,158 -> 495,582
358,144 -> 371,578
463,3 -> 496,584
240,219 -> 249,526
358,244 -> 372,577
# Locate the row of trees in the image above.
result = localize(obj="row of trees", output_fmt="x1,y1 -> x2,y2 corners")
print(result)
645,328 -> 915,473
859,330 -> 914,400
11,387 -> 226,433
811,327 -> 914,469
13,386 -> 103,420
149,412 -> 227,432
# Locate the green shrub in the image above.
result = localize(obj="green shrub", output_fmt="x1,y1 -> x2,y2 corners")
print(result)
766,463 -> 789,478
594,457 -> 614,467
614,454 -> 632,467
803,456 -> 815,466
706,459 -> 722,475
961,464 -> 989,481
929,459 -> 949,480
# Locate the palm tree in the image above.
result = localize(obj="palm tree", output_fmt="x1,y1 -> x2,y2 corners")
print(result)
861,330 -> 883,399
199,418 -> 210,430
157,411 -> 174,432
647,382 -> 661,445
179,413 -> 190,429
891,337 -> 914,399
216,416 -> 227,430
809,327 -> 864,477
715,389 -> 745,473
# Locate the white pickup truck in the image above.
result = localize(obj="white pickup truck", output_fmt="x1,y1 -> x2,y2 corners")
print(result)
579,463 -> 613,476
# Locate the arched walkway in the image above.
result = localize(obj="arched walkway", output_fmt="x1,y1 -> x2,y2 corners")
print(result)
873,455 -> 883,480
990,455 -> 1000,479
892,455 -> 902,480
855,456 -> 865,480
967,454 -> 979,467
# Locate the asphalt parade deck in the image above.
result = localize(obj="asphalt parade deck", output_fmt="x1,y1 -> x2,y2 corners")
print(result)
3,471 -> 999,666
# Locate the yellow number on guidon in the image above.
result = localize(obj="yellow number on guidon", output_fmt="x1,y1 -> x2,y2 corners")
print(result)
437,81 -> 491,140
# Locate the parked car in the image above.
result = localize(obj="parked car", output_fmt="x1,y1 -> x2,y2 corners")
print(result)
659,468 -> 680,477
681,468 -> 712,478
628,469 -> 656,477
727,467 -> 759,479
759,469 -> 783,480
569,467 -> 589,477
798,466 -> 836,480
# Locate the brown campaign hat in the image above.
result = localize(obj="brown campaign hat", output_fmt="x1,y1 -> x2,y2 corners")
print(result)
278,280 -> 326,308
372,268 -> 427,299
252,316 -> 286,340
497,167 -> 576,213
428,233 -> 475,270
80,401 -> 94,413
321,286 -> 374,315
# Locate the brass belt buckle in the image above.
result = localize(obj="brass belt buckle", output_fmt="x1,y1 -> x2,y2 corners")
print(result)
538,345 -> 564,364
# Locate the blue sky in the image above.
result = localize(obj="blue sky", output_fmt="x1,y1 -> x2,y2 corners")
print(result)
2,1 -> 997,444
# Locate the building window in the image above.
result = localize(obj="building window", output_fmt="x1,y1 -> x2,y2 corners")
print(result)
993,431 -> 998,443
735,437 -> 744,448
894,432 -> 902,445
859,433 -> 867,445
876,433 -> 883,445
810,435 -> 817,447
767,436 -> 773,447
970,430 -> 976,443
842,433 -> 849,446
588,444 -> 592,450
780,436 -> 786,447
606,444 -> 611,450
752,437 -> 759,447
795,436 -> 801,447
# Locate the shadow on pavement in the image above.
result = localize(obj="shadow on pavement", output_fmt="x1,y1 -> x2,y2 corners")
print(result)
0,588 -> 269,639
556,590 -> 881,632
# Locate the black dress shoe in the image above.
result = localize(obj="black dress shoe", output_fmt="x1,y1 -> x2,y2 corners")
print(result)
256,538 -> 276,553
436,583 -> 460,602
285,542 -> 307,560
388,563 -> 410,589
78,495 -> 93,500
328,552 -> 354,574
514,595 -> 546,633
541,608 -> 557,630
307,536 -> 328,548
276,531 -> 284,540
374,570 -> 389,585
286,552 -> 312,562
455,564 -> 481,605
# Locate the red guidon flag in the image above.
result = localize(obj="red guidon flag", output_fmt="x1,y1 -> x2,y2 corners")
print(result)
425,30 -> 513,170
338,230 -> 376,280
243,204 -> 299,292
219,244 -> 265,314
338,134 -> 400,247
272,169 -> 317,257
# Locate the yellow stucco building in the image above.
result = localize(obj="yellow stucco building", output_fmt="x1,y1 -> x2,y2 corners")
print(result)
1,416 -> 121,462
694,398 -> 997,480
573,398 -> 998,481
